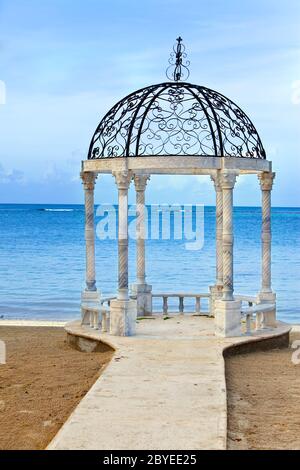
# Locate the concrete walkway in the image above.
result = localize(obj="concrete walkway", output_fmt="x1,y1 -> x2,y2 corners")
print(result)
46,316 -> 290,450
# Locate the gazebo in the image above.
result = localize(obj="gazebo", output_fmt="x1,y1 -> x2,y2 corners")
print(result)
80,38 -> 276,337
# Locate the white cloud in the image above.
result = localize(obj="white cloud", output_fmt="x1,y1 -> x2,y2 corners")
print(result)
0,164 -> 25,184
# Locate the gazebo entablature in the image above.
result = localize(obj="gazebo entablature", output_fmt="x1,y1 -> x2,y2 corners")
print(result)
81,155 -> 272,176
79,37 -> 276,338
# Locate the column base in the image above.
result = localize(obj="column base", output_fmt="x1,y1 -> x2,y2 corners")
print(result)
209,284 -> 223,317
215,299 -> 242,337
109,299 -> 137,336
130,283 -> 152,316
257,291 -> 277,327
81,290 -> 101,325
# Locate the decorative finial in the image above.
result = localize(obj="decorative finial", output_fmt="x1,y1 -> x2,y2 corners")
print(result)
166,36 -> 190,81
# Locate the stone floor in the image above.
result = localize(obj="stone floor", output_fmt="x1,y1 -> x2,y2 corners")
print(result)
46,315 -> 290,450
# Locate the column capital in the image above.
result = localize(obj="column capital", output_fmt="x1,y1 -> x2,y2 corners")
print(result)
133,174 -> 150,191
258,172 -> 275,191
210,171 -> 222,191
113,170 -> 132,190
220,170 -> 238,189
81,171 -> 97,190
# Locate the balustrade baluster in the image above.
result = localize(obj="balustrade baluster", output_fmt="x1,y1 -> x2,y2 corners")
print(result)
195,296 -> 201,314
246,313 -> 252,335
163,296 -> 168,314
89,310 -> 93,328
94,311 -> 99,329
101,311 -> 107,333
261,312 -> 267,329
179,296 -> 184,313
256,312 -> 262,330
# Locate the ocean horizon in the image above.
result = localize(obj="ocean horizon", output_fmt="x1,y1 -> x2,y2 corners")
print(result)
0,203 -> 299,323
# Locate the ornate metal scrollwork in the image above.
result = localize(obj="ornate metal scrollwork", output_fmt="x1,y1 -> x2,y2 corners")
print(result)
166,36 -> 190,82
88,82 -> 266,159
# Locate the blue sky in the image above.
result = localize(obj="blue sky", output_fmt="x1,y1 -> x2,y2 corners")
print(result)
0,0 -> 299,206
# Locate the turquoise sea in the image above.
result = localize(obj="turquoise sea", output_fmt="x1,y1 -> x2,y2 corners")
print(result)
0,204 -> 299,323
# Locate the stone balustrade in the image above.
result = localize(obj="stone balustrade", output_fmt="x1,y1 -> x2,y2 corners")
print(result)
81,296 -> 116,332
152,293 -> 211,316
82,292 -> 276,338
241,301 -> 276,335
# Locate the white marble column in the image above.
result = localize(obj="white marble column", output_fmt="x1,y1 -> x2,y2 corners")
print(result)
80,171 -> 100,324
113,170 -> 132,299
110,170 -> 137,336
258,172 -> 275,308
211,171 -> 223,287
209,171 -> 223,315
215,170 -> 241,337
131,174 -> 152,316
82,172 -> 97,291
221,171 -> 236,301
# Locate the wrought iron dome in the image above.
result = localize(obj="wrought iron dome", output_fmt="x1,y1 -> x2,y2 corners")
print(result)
88,38 -> 266,160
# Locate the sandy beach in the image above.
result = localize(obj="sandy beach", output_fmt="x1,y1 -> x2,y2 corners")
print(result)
1,324 -> 300,450
0,326 -> 113,450
226,331 -> 300,450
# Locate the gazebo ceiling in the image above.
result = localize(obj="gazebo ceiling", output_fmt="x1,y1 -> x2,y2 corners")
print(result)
88,38 -> 266,161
